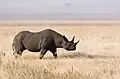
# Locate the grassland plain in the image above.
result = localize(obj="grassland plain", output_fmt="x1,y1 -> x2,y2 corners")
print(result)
1,21 -> 120,79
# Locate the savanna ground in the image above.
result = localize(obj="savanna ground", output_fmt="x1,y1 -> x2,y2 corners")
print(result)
1,21 -> 120,79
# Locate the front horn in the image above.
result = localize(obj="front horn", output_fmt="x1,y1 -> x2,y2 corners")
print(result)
75,40 -> 80,45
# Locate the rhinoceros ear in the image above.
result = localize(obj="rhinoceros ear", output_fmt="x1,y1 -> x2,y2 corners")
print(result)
70,36 -> 75,43
62,35 -> 65,37
62,35 -> 69,42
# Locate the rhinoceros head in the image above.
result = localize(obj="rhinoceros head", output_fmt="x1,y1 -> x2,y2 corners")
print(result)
62,35 -> 79,51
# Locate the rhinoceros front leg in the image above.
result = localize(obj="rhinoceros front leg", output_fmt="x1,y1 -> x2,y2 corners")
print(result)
39,48 -> 48,59
49,48 -> 58,59
53,52 -> 58,59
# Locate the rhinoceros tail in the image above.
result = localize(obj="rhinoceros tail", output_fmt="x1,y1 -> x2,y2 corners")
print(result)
12,43 -> 15,51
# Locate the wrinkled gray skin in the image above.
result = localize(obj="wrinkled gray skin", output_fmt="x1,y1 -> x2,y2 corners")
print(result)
12,29 -> 79,59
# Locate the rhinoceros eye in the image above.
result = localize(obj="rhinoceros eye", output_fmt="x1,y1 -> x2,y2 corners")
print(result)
68,43 -> 71,46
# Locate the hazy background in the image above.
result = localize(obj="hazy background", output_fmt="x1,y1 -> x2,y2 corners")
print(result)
0,0 -> 120,20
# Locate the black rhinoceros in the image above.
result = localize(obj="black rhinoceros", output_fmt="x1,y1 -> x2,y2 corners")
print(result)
12,29 -> 79,59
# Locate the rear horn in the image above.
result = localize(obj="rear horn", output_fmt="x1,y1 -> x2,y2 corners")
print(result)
71,36 -> 75,43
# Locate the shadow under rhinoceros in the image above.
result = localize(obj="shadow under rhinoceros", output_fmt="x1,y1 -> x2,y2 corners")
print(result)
43,51 -> 119,59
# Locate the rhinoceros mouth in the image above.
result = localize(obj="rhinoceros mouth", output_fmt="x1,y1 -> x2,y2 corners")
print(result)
65,48 -> 76,51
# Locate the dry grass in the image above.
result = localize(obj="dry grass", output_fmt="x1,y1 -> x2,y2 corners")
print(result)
1,52 -> 120,79
1,21 -> 120,79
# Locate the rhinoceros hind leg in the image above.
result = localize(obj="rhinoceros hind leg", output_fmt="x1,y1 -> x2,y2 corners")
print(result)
13,51 -> 22,59
39,49 -> 48,59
